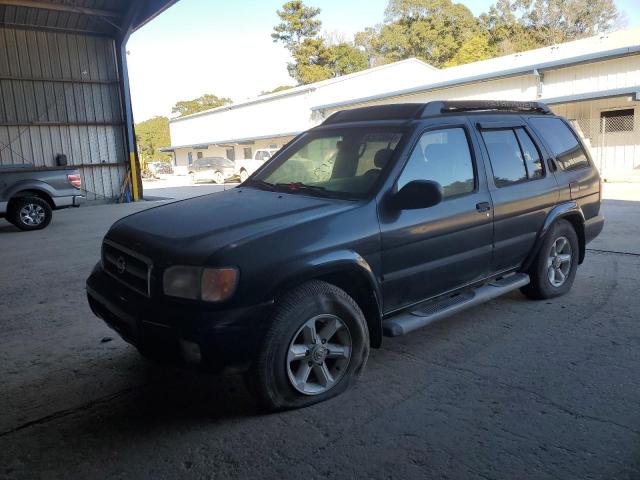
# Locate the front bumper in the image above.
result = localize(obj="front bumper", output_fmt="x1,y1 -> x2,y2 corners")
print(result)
86,263 -> 273,373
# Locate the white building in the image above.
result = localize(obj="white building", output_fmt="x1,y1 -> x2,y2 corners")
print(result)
164,28 -> 640,180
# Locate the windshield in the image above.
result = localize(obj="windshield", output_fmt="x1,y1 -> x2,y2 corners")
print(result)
249,127 -> 403,199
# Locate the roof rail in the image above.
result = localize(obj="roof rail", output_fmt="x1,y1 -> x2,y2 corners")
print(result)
420,100 -> 551,117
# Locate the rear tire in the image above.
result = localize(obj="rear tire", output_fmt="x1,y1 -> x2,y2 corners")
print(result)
247,280 -> 369,411
521,219 -> 579,300
240,169 -> 249,183
7,196 -> 52,231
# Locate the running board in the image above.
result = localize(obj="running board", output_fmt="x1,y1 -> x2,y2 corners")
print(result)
382,273 -> 530,337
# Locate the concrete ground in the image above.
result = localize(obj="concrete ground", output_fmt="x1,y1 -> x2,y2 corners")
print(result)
1,182 -> 639,479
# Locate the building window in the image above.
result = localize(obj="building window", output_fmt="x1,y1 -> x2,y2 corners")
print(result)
187,152 -> 193,166
197,151 -> 203,159
226,147 -> 235,161
600,109 -> 634,133
243,147 -> 252,159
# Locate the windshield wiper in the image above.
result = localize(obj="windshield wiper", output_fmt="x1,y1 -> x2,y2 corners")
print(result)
274,182 -> 328,194
243,179 -> 276,191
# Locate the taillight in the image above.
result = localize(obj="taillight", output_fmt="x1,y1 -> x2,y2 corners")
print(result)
68,174 -> 81,189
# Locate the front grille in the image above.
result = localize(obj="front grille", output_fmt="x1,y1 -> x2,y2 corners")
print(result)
102,240 -> 152,297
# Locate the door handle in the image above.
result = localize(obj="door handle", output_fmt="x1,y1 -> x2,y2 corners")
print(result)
476,202 -> 491,213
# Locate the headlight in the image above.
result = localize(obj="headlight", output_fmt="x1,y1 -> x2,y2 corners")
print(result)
163,266 -> 238,302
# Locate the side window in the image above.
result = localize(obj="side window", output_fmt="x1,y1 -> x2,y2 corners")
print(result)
398,127 -> 475,198
481,128 -> 545,187
515,128 -> 543,179
481,129 -> 527,187
529,117 -> 590,171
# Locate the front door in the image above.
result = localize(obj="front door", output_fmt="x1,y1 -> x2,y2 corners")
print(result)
379,121 -> 494,313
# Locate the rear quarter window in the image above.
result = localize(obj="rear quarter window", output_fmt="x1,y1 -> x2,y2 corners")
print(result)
528,117 -> 590,171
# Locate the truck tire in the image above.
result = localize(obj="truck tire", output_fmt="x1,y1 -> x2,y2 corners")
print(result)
247,280 -> 370,411
8,196 -> 52,231
240,169 -> 249,183
521,219 -> 579,300
213,171 -> 225,184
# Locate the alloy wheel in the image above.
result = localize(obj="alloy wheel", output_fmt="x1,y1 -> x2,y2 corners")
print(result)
19,203 -> 45,226
547,236 -> 572,287
286,314 -> 352,395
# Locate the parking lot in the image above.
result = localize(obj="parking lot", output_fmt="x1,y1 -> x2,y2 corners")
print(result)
1,183 -> 639,479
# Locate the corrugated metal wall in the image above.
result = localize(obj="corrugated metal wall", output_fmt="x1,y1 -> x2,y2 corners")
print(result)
0,25 -> 127,200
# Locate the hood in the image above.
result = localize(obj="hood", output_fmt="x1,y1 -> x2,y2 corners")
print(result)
106,187 -> 354,264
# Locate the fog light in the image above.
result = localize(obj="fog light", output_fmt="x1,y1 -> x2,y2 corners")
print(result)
179,339 -> 202,364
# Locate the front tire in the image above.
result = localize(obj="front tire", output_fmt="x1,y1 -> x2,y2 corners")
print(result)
247,281 -> 370,411
240,169 -> 249,183
521,219 -> 579,299
214,171 -> 225,184
8,196 -> 52,231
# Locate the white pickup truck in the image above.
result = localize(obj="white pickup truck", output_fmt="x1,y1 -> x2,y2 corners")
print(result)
235,148 -> 280,182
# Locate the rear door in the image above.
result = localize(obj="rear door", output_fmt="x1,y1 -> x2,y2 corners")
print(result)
527,116 -> 601,221
473,116 -> 559,272
379,118 -> 494,313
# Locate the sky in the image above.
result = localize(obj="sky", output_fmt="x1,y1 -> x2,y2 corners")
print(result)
127,0 -> 640,122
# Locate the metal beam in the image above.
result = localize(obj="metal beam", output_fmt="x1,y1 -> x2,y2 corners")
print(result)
0,0 -> 120,18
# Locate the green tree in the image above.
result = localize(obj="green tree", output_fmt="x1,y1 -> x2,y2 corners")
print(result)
171,93 -> 231,117
444,33 -> 497,66
355,0 -> 484,68
272,1 -> 369,84
272,0 -> 322,50
135,116 -> 171,167
482,0 -> 623,55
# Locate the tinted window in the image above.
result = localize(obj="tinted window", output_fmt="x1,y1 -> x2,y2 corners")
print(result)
529,117 -> 590,170
516,128 -> 544,179
481,129 -> 527,187
255,128 -> 403,199
398,127 -> 475,198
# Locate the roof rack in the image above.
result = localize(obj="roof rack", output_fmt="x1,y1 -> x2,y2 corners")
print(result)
420,100 -> 551,116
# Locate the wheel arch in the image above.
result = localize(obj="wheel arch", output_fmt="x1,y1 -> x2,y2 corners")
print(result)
8,188 -> 55,209
523,202 -> 586,270
268,254 -> 384,349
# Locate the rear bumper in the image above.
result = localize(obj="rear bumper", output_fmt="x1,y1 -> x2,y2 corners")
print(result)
585,214 -> 605,245
86,264 -> 273,373
54,194 -> 84,208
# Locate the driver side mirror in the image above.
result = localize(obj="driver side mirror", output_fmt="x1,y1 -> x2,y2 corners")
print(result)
391,180 -> 443,210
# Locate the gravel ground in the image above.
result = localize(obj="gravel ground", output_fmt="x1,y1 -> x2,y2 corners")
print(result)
0,186 -> 639,480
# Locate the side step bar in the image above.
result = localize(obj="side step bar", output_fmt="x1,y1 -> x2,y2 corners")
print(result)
382,273 -> 530,337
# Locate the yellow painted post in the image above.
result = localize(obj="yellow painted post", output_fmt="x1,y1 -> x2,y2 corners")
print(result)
129,151 -> 140,200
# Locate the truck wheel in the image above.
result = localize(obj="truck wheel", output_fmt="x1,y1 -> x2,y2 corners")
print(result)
521,219 -> 579,300
240,169 -> 249,183
214,171 -> 225,184
247,280 -> 370,411
8,196 -> 52,231
189,172 -> 197,184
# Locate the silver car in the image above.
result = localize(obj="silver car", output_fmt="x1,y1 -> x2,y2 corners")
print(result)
189,157 -> 235,184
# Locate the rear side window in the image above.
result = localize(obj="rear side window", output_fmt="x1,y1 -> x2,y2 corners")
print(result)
398,127 -> 475,199
529,117 -> 590,170
481,128 -> 545,187
481,130 -> 527,187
